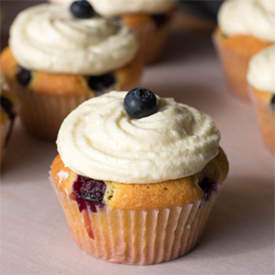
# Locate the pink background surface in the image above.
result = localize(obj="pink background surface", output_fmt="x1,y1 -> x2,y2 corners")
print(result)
1,29 -> 274,274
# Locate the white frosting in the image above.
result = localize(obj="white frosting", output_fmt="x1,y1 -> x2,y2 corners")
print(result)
218,0 -> 275,42
247,45 -> 275,93
50,0 -> 177,15
9,4 -> 138,75
89,0 -> 177,16
57,91 -> 221,183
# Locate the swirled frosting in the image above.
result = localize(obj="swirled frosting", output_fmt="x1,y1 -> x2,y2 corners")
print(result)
57,91 -> 221,183
247,45 -> 275,93
218,0 -> 275,42
89,0 -> 177,16
9,4 -> 138,74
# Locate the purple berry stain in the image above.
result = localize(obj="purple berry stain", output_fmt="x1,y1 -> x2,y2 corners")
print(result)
72,175 -> 106,239
198,177 -> 217,201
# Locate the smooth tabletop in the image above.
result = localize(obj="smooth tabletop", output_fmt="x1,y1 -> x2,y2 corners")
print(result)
1,31 -> 274,275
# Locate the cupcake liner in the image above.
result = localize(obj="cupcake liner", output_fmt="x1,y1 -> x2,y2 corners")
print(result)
52,177 -> 220,265
14,87 -> 91,141
123,12 -> 173,65
213,31 -> 268,102
249,87 -> 275,154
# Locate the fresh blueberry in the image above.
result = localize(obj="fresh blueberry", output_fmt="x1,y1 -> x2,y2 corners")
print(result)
70,0 -> 95,19
270,95 -> 275,111
124,88 -> 158,119
0,96 -> 15,120
72,175 -> 106,212
87,73 -> 116,94
198,177 -> 217,201
151,14 -> 169,28
16,66 -> 31,86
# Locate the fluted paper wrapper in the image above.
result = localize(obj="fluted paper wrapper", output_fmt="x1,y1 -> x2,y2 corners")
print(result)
213,32 -> 253,101
15,89 -> 91,141
249,87 -> 275,154
53,182 -> 219,265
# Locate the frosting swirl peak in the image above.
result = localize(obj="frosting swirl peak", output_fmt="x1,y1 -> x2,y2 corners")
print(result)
10,4 -> 138,74
248,45 -> 275,93
57,92 -> 221,183
218,0 -> 275,42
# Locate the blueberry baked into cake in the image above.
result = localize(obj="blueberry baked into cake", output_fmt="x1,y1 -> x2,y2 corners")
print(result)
51,88 -> 229,265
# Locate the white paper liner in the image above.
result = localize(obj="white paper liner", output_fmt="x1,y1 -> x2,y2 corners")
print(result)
212,31 -> 254,102
53,180 -> 220,265
16,89 -> 91,140
248,86 -> 275,154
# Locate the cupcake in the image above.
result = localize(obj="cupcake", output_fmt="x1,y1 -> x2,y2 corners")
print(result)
0,70 -> 16,167
51,89 -> 229,265
51,0 -> 178,64
247,45 -> 275,154
0,3 -> 141,141
214,0 -> 274,101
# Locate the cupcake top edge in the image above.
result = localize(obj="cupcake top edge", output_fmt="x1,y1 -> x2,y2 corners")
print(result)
218,0 -> 275,42
9,3 -> 138,75
247,45 -> 275,93
57,90 -> 221,184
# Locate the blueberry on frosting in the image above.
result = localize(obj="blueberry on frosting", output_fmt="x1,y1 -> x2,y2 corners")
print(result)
16,66 -> 31,86
124,88 -> 158,119
70,0 -> 95,19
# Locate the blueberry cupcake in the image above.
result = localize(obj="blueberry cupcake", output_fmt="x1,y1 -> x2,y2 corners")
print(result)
51,89 -> 229,265
0,70 -> 16,167
51,0 -> 178,64
0,3 -> 141,141
214,0 -> 273,101
247,45 -> 275,154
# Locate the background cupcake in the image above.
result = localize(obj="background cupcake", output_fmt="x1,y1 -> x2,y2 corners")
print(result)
214,0 -> 274,101
247,45 -> 275,155
0,2 -> 141,141
51,89 -> 229,265
51,0 -> 178,64
0,70 -> 16,167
